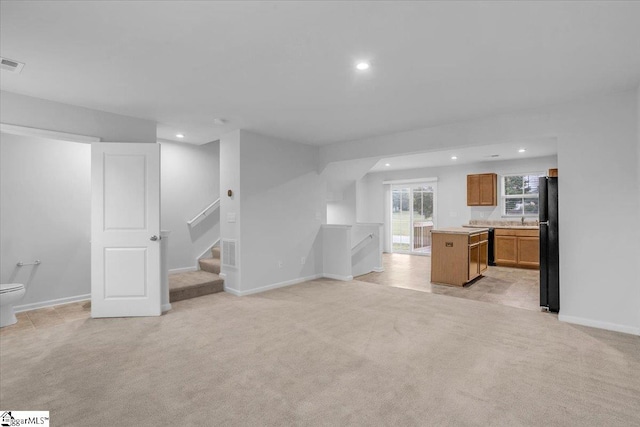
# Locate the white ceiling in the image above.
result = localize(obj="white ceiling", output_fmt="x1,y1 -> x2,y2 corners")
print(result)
1,2 -> 640,145
369,138 -> 558,172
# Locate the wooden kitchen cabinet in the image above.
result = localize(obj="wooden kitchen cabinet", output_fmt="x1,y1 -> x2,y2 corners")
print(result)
517,237 -> 540,268
495,235 -> 517,265
431,228 -> 489,286
494,228 -> 539,269
467,173 -> 497,206
479,240 -> 489,272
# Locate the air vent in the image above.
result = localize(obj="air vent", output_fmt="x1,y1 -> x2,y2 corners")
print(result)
221,239 -> 237,268
0,57 -> 25,73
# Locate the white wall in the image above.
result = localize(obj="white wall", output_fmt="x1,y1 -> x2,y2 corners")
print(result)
1,91 -> 156,143
554,92 -> 639,335
322,225 -> 352,280
219,130 -> 242,293
160,140 -> 220,271
239,130 -> 324,294
355,178 -> 368,224
360,156 -> 558,237
324,90 -> 639,335
326,181 -> 356,225
0,133 -> 91,308
220,130 -> 325,295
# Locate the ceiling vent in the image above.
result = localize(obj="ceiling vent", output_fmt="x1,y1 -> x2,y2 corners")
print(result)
1,57 -> 25,73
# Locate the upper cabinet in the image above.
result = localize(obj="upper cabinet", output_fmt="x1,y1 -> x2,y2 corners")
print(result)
467,173 -> 497,206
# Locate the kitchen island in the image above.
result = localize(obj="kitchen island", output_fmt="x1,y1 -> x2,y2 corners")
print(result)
431,227 -> 489,286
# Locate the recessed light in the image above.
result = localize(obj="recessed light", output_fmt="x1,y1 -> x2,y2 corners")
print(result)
213,118 -> 227,126
451,156 -> 458,160
176,134 -> 185,139
356,62 -> 370,71
518,148 -> 526,153
385,163 -> 391,167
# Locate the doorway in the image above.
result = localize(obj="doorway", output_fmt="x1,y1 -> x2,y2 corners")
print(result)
391,183 -> 437,255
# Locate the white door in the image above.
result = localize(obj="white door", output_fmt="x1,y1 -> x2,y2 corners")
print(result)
91,143 -> 161,317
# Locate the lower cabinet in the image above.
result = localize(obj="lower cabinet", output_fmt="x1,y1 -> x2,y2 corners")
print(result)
517,237 -> 540,268
479,240 -> 489,272
494,229 -> 539,269
468,243 -> 480,281
468,240 -> 489,282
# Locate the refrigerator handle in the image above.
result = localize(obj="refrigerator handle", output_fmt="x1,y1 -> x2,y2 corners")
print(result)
539,176 -> 548,223
539,220 -> 549,308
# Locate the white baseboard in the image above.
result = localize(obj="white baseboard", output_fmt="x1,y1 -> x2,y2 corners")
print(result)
558,314 -> 640,336
322,274 -> 354,281
373,267 -> 385,272
14,293 -> 91,313
169,266 -> 197,275
223,285 -> 241,296
161,303 -> 172,313
224,274 -> 324,297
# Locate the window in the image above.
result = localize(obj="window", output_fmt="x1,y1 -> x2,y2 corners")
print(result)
501,173 -> 544,217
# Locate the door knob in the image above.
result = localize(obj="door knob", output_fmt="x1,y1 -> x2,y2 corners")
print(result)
150,235 -> 159,241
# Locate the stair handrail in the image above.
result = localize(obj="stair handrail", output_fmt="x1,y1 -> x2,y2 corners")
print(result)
187,198 -> 221,226
351,233 -> 374,256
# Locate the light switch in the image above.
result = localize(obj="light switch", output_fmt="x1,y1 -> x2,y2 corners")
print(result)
227,212 -> 236,223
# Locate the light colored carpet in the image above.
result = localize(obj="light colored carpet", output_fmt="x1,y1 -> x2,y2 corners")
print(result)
1,279 -> 639,426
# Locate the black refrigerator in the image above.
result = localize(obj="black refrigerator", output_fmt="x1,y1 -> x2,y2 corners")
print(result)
539,176 -> 559,312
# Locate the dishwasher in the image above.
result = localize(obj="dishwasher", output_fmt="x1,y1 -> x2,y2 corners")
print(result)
487,228 -> 496,266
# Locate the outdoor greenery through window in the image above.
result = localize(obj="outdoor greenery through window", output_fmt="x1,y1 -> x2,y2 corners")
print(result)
502,173 -> 544,216
392,184 -> 435,253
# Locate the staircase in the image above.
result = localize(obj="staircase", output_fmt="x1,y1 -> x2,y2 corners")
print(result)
169,246 -> 224,302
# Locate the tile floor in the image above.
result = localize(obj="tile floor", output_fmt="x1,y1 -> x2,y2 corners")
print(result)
357,253 -> 542,311
0,301 -> 91,338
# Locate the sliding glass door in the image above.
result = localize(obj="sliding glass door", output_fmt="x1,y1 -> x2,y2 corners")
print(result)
412,185 -> 435,254
391,183 -> 436,255
392,187 -> 411,252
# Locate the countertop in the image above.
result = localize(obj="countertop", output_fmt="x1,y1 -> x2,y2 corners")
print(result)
462,224 -> 539,230
431,227 -> 489,235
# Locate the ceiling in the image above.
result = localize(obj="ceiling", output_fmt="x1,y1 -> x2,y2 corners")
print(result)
369,138 -> 558,172
1,2 -> 640,145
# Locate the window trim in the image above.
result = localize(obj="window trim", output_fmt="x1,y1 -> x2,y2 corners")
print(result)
500,172 -> 544,217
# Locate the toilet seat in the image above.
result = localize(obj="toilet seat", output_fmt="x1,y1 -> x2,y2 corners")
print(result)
0,283 -> 25,294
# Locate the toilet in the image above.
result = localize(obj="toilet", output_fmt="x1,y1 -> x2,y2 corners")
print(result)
0,284 -> 26,327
